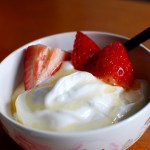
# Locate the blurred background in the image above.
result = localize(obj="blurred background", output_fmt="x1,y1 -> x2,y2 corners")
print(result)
0,0 -> 150,61
0,0 -> 150,149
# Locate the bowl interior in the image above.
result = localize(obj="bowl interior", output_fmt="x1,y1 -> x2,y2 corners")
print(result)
0,31 -> 150,122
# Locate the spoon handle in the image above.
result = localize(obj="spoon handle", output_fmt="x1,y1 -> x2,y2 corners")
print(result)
124,27 -> 150,51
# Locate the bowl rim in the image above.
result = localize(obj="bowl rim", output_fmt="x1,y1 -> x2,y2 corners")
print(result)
0,31 -> 150,137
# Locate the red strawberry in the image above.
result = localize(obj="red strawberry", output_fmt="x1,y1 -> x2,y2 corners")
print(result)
24,44 -> 71,90
90,41 -> 134,88
72,31 -> 101,71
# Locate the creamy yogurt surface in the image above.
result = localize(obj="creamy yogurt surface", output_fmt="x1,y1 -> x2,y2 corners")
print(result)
12,61 -> 150,132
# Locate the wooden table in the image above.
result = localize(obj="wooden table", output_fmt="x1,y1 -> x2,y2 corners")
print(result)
0,0 -> 150,149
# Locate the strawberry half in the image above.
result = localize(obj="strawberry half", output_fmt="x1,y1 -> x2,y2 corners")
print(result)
90,41 -> 134,88
24,44 -> 71,90
72,31 -> 101,71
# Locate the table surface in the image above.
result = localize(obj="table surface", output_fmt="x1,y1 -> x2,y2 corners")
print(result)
0,0 -> 150,149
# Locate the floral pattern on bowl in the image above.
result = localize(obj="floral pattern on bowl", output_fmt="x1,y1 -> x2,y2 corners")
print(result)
13,129 -> 51,150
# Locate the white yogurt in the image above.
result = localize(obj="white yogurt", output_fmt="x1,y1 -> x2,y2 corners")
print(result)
12,61 -> 150,132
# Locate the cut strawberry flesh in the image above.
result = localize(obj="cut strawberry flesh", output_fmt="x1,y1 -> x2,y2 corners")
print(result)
24,44 -> 70,90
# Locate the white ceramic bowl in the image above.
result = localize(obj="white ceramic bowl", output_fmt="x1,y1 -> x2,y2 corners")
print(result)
0,31 -> 150,150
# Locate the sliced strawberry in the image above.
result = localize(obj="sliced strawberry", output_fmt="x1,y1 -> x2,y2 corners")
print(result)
72,31 -> 101,71
24,44 -> 70,90
90,41 -> 134,88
